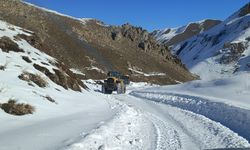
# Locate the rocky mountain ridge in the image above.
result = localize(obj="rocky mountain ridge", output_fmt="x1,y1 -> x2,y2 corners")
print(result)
0,0 -> 196,84
154,2 -> 250,79
151,19 -> 221,46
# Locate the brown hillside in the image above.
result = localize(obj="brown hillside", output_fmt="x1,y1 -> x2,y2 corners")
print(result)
0,0 -> 197,84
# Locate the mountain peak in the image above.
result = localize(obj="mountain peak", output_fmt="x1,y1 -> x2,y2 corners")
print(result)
152,19 -> 221,46
167,3 -> 250,79
239,2 -> 250,17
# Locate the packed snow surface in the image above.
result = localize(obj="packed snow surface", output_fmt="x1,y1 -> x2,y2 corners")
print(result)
65,80 -> 250,150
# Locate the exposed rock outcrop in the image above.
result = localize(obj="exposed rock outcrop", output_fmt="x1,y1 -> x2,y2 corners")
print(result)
220,42 -> 248,64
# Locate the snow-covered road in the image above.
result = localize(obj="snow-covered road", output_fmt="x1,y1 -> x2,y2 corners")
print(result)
1,80 -> 250,150
113,94 -> 249,150
64,81 -> 250,150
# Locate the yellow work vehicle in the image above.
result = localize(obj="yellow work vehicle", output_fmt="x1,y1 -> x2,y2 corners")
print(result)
102,71 -> 126,94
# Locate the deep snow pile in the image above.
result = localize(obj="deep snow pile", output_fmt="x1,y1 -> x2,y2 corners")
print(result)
171,4 -> 250,80
131,73 -> 250,142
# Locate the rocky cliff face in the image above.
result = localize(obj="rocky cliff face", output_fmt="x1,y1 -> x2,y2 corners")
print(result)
0,0 -> 197,84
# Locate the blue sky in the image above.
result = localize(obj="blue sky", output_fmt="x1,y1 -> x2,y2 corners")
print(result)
25,0 -> 249,31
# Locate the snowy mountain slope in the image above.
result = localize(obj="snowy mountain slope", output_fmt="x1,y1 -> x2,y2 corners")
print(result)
171,3 -> 250,79
151,19 -> 221,46
0,20 -> 116,149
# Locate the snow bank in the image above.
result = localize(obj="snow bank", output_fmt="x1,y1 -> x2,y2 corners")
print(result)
130,73 -> 250,142
143,73 -> 250,109
131,91 -> 250,142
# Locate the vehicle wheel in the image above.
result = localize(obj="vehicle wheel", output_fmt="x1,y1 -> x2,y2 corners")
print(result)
107,90 -> 112,94
123,86 -> 126,94
102,85 -> 112,94
102,85 -> 106,93
117,83 -> 122,94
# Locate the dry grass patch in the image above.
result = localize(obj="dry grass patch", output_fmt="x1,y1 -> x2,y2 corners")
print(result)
0,100 -> 35,116
0,36 -> 24,53
18,71 -> 48,88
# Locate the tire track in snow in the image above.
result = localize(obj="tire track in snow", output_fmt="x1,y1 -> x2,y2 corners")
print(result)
145,113 -> 182,150
63,96 -> 156,150
115,95 -> 199,150
131,91 -> 250,143
146,110 -> 203,150
64,94 -> 187,150
63,89 -> 250,150
118,94 -> 250,149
